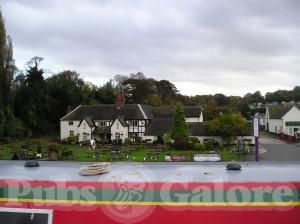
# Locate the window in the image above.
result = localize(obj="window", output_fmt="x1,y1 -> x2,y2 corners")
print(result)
116,122 -> 119,129
130,120 -> 138,127
83,123 -> 86,129
69,121 -> 73,126
0,208 -> 53,224
70,131 -> 74,136
100,121 -> 106,127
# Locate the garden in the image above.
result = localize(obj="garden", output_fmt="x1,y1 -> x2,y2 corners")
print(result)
0,135 -> 251,162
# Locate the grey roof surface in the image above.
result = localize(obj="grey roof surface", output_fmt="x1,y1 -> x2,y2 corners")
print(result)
0,161 -> 299,182
93,126 -> 111,134
61,104 -> 153,121
78,116 -> 95,127
268,106 -> 293,119
150,106 -> 202,118
144,118 -> 172,136
116,116 -> 128,127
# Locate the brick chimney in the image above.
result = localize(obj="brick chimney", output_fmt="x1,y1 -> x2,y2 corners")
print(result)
116,89 -> 125,107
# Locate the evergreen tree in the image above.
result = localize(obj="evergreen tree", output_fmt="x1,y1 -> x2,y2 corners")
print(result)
170,104 -> 189,148
14,57 -> 49,135
0,9 -> 17,138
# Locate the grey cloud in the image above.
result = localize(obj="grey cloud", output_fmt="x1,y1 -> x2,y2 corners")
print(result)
2,0 -> 300,96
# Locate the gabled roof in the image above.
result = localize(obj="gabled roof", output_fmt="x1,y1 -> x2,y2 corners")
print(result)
61,104 -> 153,121
114,116 -> 128,127
268,105 -> 293,119
144,118 -> 172,136
78,116 -> 95,127
150,106 -> 202,118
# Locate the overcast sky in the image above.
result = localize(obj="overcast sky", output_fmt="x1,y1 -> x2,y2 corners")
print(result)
2,0 -> 300,96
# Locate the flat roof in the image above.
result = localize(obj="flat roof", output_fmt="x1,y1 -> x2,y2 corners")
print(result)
0,160 -> 300,183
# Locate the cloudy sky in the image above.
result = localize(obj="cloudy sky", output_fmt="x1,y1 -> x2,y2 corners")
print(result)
2,0 -> 300,96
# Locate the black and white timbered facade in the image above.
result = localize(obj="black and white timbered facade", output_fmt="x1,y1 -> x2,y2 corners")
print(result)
60,103 -> 203,143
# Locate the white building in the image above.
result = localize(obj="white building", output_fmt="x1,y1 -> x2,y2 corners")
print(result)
60,92 -> 204,143
266,105 -> 300,138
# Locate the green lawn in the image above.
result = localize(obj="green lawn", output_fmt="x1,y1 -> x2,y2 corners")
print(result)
0,136 -> 248,162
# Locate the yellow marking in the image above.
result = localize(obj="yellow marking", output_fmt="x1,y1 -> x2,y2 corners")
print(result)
176,173 -> 183,176
0,198 -> 299,207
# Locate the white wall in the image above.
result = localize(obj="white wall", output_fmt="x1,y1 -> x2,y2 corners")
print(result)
111,119 -> 128,143
60,120 -> 80,140
77,119 -> 95,142
268,119 -> 283,134
282,106 -> 300,136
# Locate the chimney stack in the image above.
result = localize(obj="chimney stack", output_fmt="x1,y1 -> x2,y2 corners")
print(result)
116,89 -> 125,107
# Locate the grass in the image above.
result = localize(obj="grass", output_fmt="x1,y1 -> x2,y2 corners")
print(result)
0,136 -> 248,162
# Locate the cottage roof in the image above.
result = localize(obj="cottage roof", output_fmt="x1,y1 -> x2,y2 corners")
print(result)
61,104 -> 153,121
150,106 -> 202,118
93,126 -> 111,135
78,116 -> 95,127
268,106 -> 294,119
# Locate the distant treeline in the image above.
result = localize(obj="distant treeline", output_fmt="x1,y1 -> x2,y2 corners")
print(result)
0,10 -> 299,140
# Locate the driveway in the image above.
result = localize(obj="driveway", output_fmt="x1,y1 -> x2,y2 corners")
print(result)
256,135 -> 300,161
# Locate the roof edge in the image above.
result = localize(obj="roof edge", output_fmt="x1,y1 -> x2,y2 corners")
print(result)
60,105 -> 82,121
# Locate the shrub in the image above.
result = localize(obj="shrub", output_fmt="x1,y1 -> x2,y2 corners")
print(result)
174,138 -> 188,150
60,138 -> 69,145
204,139 -> 215,150
61,147 -> 74,159
68,135 -> 77,145
163,133 -> 172,145
124,138 -> 131,145
47,143 -> 61,152
189,137 -> 200,144
112,139 -> 122,145
37,144 -> 42,154
194,143 -> 206,151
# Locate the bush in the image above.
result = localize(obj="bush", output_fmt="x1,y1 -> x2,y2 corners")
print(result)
60,138 -> 69,145
47,143 -> 61,152
194,143 -> 206,151
60,147 -> 74,159
68,135 -> 78,145
174,138 -> 188,150
124,138 -> 131,145
204,139 -> 215,150
37,144 -> 42,154
189,137 -> 200,144
163,133 -> 172,145
112,139 -> 122,145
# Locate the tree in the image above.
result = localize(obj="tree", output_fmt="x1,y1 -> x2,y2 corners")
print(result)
14,57 -> 49,135
45,70 -> 86,131
204,110 -> 247,145
0,9 -> 17,138
156,80 -> 178,103
96,80 -> 116,104
170,104 -> 189,149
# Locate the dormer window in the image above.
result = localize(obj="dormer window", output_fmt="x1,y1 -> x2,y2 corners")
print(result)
69,121 -> 73,126
100,121 -> 106,127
